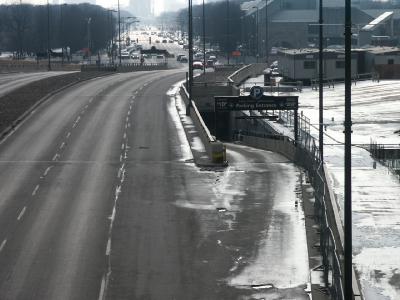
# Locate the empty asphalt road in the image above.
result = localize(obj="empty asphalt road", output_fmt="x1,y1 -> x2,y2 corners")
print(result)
0,70 -> 310,299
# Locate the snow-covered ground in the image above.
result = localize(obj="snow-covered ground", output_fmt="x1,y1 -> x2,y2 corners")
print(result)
244,76 -> 400,299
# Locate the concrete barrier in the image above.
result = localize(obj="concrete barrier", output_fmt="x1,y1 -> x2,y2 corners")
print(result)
180,85 -> 226,165
81,63 -> 168,72
228,63 -> 268,86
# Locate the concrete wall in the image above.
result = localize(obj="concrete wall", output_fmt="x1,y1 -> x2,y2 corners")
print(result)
180,85 -> 226,164
228,63 -> 268,86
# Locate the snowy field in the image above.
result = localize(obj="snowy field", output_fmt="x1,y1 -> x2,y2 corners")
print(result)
244,77 -> 400,299
299,80 -> 400,300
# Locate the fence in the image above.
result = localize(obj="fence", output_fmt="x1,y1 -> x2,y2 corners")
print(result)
369,141 -> 400,179
311,73 -> 379,90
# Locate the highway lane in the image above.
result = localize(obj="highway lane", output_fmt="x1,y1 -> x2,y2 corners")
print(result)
0,70 -> 183,299
0,68 -> 310,299
0,71 -> 75,97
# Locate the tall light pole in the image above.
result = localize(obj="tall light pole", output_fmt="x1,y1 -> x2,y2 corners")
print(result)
186,0 -> 194,116
265,0 -> 269,63
252,6 -> 259,63
47,0 -> 51,71
202,0 -> 206,76
118,0 -> 122,66
226,0 -> 230,65
319,0 -> 324,161
87,17 -> 92,64
344,0 -> 353,298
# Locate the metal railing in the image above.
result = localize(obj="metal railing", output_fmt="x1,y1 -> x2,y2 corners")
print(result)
235,111 -> 346,299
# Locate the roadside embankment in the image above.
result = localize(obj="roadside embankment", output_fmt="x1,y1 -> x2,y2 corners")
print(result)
0,71 -> 112,139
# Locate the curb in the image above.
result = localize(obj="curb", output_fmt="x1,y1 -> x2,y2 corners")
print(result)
0,72 -> 114,143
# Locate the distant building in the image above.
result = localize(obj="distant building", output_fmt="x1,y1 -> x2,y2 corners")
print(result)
277,48 -> 358,82
241,0 -> 400,60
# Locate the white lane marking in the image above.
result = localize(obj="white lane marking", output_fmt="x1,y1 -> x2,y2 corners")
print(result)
17,206 -> 27,221
0,239 -> 7,252
66,132 -> 71,139
43,166 -> 53,176
98,275 -> 107,300
106,238 -> 111,256
123,133 -> 126,140
52,153 -> 59,161
60,142 -> 66,150
121,144 -> 124,150
75,116 -> 81,123
32,185 -> 40,196
89,98 -> 93,103
127,111 -> 130,116
72,122 -> 77,128
125,116 -> 129,122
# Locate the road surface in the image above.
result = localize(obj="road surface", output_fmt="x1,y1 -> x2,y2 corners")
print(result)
0,72 -> 75,98
0,69 -> 310,299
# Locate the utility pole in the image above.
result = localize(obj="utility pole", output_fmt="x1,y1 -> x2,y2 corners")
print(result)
319,0 -> 324,161
344,0 -> 353,298
47,0 -> 51,71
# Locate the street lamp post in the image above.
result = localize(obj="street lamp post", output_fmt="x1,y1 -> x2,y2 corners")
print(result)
87,17 -> 92,64
252,6 -> 259,63
344,0 -> 353,298
47,0 -> 51,71
118,0 -> 122,66
265,0 -> 269,63
202,0 -> 206,76
226,0 -> 230,65
186,0 -> 194,116
319,0 -> 324,161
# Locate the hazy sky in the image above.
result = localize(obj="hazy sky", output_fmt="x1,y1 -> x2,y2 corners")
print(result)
0,0 -> 193,15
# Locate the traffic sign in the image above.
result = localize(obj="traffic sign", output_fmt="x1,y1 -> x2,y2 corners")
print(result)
249,86 -> 264,100
214,95 -> 299,112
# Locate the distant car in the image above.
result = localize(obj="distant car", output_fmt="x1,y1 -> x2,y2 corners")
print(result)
162,39 -> 168,43
193,61 -> 203,70
209,55 -> 217,62
131,53 -> 140,60
155,40 -> 160,43
156,54 -> 164,59
119,51 -> 130,59
183,44 -> 189,50
177,54 -> 185,61
180,56 -> 188,63
178,41 -> 184,45
168,40 -> 174,43
206,59 -> 214,68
